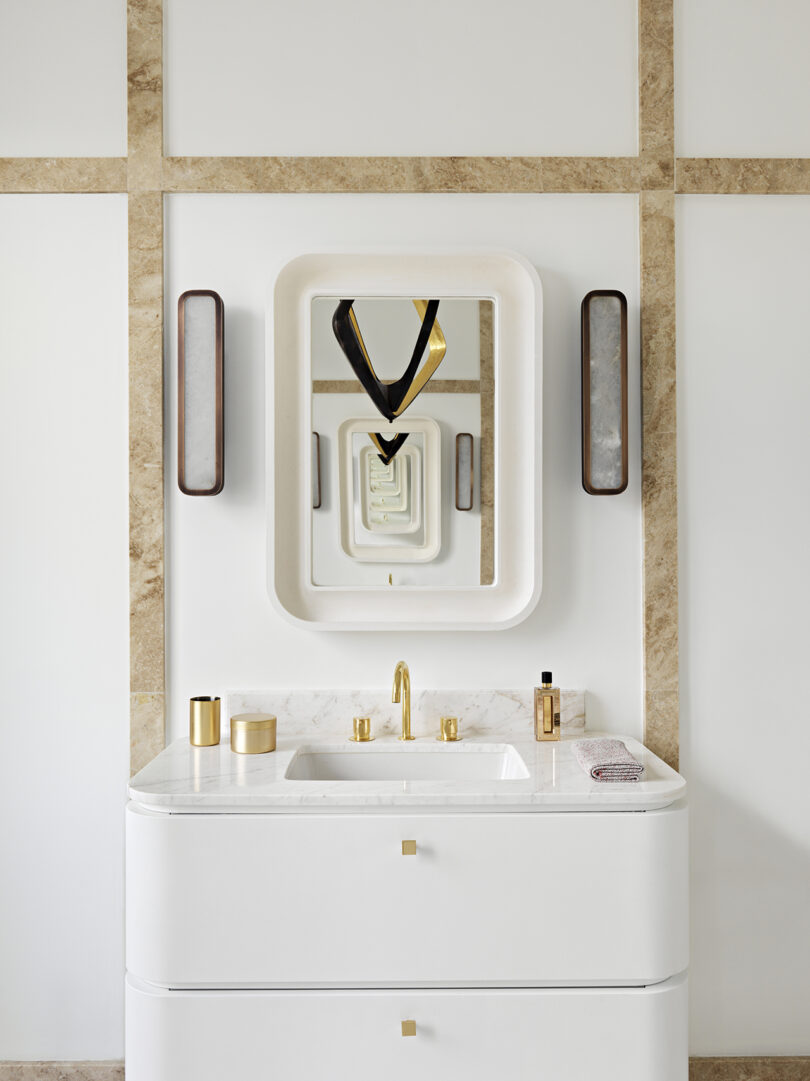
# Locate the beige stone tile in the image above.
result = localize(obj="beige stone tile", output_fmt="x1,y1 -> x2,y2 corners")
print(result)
127,0 -> 163,190
128,191 -> 163,250
540,157 -> 640,193
129,554 -> 164,693
162,156 -> 640,194
642,424 -> 679,695
639,0 -> 674,188
129,325 -> 163,426
128,247 -> 163,327
129,418 -> 164,695
689,1058 -> 810,1081
0,1063 -> 124,1080
131,692 -> 165,776
0,159 -> 127,193
677,158 -> 810,194
128,197 -> 164,703
640,190 -> 679,759
639,190 -> 677,438
645,690 -> 679,770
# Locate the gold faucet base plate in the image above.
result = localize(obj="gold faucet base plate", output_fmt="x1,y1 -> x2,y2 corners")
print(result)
349,736 -> 374,742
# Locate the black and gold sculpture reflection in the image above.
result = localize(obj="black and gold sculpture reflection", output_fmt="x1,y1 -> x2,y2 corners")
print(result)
332,298 -> 446,463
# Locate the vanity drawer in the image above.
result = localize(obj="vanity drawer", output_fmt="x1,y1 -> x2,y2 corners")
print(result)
126,803 -> 687,987
126,973 -> 688,1081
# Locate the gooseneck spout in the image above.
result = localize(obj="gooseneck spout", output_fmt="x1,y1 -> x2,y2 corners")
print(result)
392,661 -> 414,741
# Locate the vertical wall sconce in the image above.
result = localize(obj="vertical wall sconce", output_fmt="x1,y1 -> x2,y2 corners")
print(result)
581,290 -> 628,495
178,290 -> 224,495
455,433 -> 474,511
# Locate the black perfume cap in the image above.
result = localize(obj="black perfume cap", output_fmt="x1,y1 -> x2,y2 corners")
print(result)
542,670 -> 552,683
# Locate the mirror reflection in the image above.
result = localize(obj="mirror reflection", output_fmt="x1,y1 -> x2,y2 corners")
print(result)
310,296 -> 495,588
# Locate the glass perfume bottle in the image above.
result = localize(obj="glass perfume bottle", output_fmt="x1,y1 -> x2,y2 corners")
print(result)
534,671 -> 560,741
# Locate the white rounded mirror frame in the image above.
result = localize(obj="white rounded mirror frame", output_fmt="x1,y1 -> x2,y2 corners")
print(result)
268,249 -> 542,630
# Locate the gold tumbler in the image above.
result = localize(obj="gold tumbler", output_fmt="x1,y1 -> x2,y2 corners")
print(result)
230,712 -> 277,754
189,696 -> 221,746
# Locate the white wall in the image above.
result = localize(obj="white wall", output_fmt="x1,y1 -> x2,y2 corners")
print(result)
0,0 -> 126,156
164,0 -> 638,156
676,0 -> 810,157
0,197 -> 129,1059
3,0 -> 810,1064
678,196 -> 810,1054
164,193 -> 643,743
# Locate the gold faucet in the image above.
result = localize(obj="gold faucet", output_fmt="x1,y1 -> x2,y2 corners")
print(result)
392,661 -> 414,741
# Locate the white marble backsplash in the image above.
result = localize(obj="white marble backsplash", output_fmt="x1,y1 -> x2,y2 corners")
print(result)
224,689 -> 585,742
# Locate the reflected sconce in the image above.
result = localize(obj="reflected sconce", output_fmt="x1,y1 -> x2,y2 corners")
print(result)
312,432 -> 322,510
178,290 -> 224,495
581,290 -> 628,495
455,433 -> 474,511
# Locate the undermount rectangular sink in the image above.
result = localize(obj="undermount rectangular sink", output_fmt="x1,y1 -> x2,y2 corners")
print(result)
284,743 -> 530,782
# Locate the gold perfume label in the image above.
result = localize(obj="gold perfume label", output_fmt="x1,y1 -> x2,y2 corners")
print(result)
543,695 -> 553,734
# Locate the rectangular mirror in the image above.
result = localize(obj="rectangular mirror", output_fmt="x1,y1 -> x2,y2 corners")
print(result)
269,251 -> 542,629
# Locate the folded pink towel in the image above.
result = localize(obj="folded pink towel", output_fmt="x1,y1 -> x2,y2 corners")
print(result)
572,738 -> 644,782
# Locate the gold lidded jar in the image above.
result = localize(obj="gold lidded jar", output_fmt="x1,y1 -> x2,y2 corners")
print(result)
230,712 -> 277,754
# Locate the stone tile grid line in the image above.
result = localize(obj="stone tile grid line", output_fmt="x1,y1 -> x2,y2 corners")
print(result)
4,0 -> 810,784
0,1066 -> 124,1080
689,1059 -> 810,1081
126,0 -> 165,775
2,1057 -> 808,1079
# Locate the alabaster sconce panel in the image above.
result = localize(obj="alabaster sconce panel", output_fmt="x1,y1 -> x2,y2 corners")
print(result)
178,289 -> 224,496
581,290 -> 628,496
268,251 -> 542,630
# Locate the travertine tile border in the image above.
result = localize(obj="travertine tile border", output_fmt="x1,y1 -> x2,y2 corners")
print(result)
677,158 -> 810,194
4,1 -> 810,788
3,1058 -> 810,1080
0,159 -> 127,192
689,1058 -> 810,1080
126,0 -> 166,775
162,155 -> 642,193
0,1065 -> 124,1080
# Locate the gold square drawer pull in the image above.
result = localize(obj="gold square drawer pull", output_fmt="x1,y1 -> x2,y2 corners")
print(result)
401,1020 -> 416,1037
401,840 -> 417,856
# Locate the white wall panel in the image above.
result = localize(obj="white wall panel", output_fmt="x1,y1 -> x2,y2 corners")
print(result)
165,0 -> 638,157
0,196 -> 129,1058
676,0 -> 810,158
678,195 -> 810,1053
0,0 -> 126,156
165,193 -> 643,744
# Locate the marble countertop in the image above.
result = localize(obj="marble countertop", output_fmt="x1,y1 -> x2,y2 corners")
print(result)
128,733 -> 686,813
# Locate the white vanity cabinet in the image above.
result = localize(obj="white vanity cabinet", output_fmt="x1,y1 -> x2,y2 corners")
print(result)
126,750 -> 688,1080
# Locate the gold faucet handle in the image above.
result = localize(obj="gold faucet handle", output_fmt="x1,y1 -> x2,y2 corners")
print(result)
438,716 -> 460,741
350,717 -> 373,742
